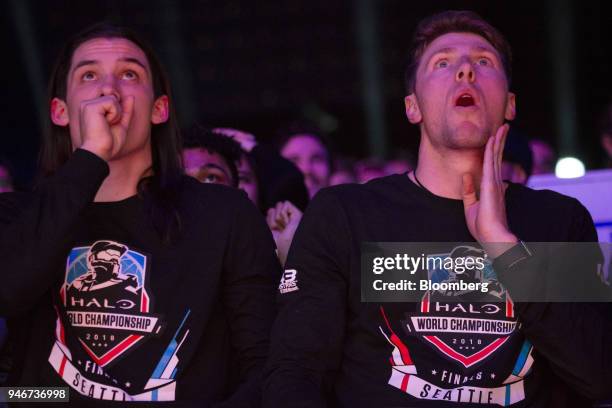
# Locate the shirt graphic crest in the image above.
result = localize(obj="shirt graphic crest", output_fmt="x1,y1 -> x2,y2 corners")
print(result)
408,246 -> 515,368
60,240 -> 163,367
379,245 -> 534,405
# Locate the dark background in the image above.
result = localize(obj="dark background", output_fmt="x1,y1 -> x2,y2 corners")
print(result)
1,0 -> 611,189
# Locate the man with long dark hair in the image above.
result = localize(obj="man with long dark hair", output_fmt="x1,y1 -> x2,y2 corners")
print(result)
0,23 -> 279,406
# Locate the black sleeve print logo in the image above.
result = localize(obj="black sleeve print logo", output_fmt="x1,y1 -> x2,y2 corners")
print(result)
279,269 -> 299,294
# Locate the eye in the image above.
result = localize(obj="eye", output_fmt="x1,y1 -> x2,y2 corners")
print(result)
82,71 -> 97,81
477,57 -> 491,66
434,59 -> 449,69
121,70 -> 138,80
200,170 -> 228,184
202,174 -> 219,183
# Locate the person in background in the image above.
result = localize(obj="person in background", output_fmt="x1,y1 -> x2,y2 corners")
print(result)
354,157 -> 386,183
277,122 -> 332,199
599,101 -> 612,168
329,157 -> 357,186
182,124 -> 241,187
265,200 -> 303,266
237,151 -> 260,204
383,156 -> 414,177
0,157 -> 14,193
216,127 -> 308,266
211,128 -> 259,203
216,127 -> 309,213
529,138 -> 556,175
501,128 -> 533,184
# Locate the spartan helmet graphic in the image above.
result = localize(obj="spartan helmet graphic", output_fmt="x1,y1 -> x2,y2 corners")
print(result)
448,245 -> 485,283
71,241 -> 134,292
430,245 -> 487,297
87,241 -> 128,283
437,245 -> 505,299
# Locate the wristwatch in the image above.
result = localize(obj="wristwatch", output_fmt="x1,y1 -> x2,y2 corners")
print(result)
492,240 -> 533,271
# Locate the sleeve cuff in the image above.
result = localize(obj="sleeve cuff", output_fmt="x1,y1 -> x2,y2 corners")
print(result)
492,240 -> 533,274
52,149 -> 109,196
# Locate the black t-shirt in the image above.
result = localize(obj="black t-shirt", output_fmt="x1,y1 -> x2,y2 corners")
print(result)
0,149 -> 280,407
264,174 -> 611,407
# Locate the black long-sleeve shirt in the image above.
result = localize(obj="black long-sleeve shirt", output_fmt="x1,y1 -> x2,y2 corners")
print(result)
264,174 -> 612,407
0,149 -> 280,407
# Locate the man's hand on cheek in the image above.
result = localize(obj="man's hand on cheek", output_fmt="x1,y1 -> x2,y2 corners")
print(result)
79,94 -> 135,162
461,123 -> 518,258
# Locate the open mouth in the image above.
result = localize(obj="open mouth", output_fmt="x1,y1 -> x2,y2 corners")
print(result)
455,93 -> 476,107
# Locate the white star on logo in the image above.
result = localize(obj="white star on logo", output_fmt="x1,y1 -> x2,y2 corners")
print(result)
491,373 -> 496,379
432,370 -> 437,375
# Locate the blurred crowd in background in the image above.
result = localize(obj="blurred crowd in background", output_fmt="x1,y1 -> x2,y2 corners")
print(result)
3,97 -> 612,198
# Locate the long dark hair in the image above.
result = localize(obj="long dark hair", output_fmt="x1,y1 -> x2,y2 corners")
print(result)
41,22 -> 183,243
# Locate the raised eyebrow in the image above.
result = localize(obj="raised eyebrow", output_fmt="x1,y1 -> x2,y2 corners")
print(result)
426,46 -> 499,62
473,46 -> 500,58
70,59 -> 98,76
202,163 -> 229,175
70,58 -> 148,76
118,57 -> 148,71
427,47 -> 455,62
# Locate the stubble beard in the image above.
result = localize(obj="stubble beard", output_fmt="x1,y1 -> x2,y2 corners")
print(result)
440,117 -> 490,151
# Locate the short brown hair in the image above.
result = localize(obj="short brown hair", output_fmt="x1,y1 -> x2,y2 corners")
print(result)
404,10 -> 512,94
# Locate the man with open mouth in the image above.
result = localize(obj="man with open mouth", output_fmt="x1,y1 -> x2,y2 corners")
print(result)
264,10 -> 611,408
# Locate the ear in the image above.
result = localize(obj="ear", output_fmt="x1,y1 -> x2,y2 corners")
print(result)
504,92 -> 516,121
405,94 -> 422,124
50,97 -> 69,126
151,95 -> 169,125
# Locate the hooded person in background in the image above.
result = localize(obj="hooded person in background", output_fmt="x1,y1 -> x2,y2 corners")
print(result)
215,127 -> 309,266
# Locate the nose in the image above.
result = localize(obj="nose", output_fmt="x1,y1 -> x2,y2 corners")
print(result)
100,76 -> 120,100
455,60 -> 475,83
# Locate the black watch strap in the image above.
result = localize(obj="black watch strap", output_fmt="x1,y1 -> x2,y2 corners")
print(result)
492,240 -> 533,271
